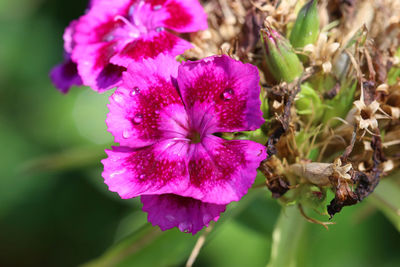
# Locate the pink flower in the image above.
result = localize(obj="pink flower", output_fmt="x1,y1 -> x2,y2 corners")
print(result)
70,0 -> 208,92
50,21 -> 82,94
102,55 -> 266,234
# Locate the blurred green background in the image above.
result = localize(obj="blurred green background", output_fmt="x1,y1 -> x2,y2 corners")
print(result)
0,0 -> 399,266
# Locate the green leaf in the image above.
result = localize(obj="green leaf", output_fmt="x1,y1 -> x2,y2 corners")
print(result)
368,174 -> 400,232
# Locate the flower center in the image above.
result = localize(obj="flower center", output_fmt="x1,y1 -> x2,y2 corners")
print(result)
360,108 -> 371,120
188,130 -> 202,144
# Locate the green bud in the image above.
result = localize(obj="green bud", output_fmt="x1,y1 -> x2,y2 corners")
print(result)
295,83 -> 323,121
289,0 -> 320,49
261,27 -> 304,83
322,79 -> 357,127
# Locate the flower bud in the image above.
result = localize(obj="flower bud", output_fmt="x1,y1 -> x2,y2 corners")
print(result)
261,27 -> 304,83
295,83 -> 323,121
289,0 -> 319,49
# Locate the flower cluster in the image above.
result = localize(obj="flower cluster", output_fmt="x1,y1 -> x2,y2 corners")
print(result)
51,0 -> 267,234
50,0 -> 207,93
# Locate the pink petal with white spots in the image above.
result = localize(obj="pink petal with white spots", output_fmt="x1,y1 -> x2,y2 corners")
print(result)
106,55 -> 185,147
110,30 -> 193,67
178,55 -> 264,133
73,0 -> 132,45
102,141 -> 190,199
141,194 -> 226,235
102,135 -> 266,204
186,135 -> 267,204
147,0 -> 208,32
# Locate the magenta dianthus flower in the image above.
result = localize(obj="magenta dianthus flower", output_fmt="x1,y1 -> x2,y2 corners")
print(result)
102,55 -> 266,234
68,0 -> 207,92
50,21 -> 82,94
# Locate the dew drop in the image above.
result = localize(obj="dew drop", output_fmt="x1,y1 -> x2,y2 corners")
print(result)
130,87 -> 140,96
132,113 -> 143,124
221,88 -> 234,100
156,26 -> 164,32
104,34 -> 114,42
139,174 -> 145,180
155,110 -> 160,115
179,222 -> 192,233
153,4 -> 162,11
122,129 -> 131,139
113,93 -> 123,103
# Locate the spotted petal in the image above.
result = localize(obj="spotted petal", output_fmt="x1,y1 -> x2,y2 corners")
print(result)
102,135 -> 266,204
106,55 -> 184,147
146,0 -> 208,32
109,30 -> 192,68
186,135 -> 267,204
141,194 -> 225,235
177,55 -> 264,133
102,141 -> 190,199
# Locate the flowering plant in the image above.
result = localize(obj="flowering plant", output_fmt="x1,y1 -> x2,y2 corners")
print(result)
49,0 -> 400,265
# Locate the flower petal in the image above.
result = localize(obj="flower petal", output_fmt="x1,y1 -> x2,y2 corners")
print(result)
49,55 -> 82,94
109,31 -> 192,67
72,42 -> 126,92
141,194 -> 225,234
106,55 -> 185,147
177,55 -> 264,133
102,141 -> 190,199
73,0 -> 132,45
147,0 -> 207,32
102,136 -> 266,204
186,135 -> 267,204
63,20 -> 78,53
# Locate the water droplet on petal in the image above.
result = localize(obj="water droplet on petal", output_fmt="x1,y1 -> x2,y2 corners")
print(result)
179,222 -> 192,233
130,87 -> 140,96
122,129 -> 131,139
221,88 -> 234,100
155,110 -> 160,114
104,34 -> 114,42
139,174 -> 145,180
156,26 -> 164,32
113,93 -> 123,103
153,4 -> 162,11
132,113 -> 143,124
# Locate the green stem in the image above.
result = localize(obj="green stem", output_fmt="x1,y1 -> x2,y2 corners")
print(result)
267,205 -> 306,267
